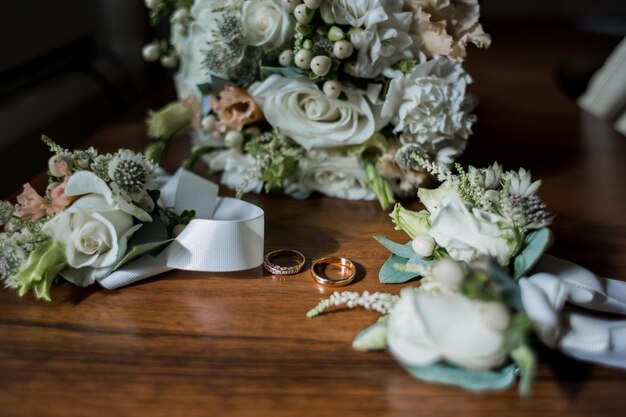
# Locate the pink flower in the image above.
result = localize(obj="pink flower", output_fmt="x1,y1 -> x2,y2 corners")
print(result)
210,86 -> 264,132
14,183 -> 51,221
14,161 -> 75,221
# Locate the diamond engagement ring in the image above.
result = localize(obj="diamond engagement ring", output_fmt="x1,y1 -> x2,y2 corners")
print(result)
262,249 -> 306,275
310,256 -> 356,287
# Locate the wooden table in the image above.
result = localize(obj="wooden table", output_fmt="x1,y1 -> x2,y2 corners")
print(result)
1,23 -> 625,417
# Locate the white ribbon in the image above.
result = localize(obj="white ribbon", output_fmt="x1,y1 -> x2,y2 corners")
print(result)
98,169 -> 264,289
520,255 -> 626,369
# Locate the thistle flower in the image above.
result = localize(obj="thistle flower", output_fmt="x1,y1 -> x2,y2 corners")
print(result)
108,150 -> 158,210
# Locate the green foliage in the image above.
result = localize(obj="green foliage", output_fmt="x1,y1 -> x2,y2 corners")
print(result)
513,228 -> 553,279
11,239 -> 67,301
365,160 -> 395,210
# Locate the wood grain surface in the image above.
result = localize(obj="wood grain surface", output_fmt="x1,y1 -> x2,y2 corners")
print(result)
1,23 -> 625,417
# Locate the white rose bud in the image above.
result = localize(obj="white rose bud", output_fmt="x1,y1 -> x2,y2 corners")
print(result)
431,258 -> 465,287
333,39 -> 353,59
310,55 -> 331,76
279,50 -> 294,66
224,131 -> 244,148
171,8 -> 189,24
294,4 -> 313,24
160,54 -> 178,68
322,80 -> 342,98
327,26 -> 345,41
48,155 -> 72,177
294,49 -> 313,69
201,115 -> 217,132
303,0 -> 322,9
144,0 -> 163,10
282,0 -> 300,13
411,235 -> 436,258
142,43 -> 160,62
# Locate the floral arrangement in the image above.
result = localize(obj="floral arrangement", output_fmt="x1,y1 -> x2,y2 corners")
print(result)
309,160 -> 556,396
0,137 -> 193,300
142,0 -> 490,208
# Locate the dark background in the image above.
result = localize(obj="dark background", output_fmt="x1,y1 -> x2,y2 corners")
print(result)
0,0 -> 624,197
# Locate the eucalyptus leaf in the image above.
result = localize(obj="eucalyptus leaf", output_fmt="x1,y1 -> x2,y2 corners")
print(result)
514,228 -> 553,279
352,322 -> 388,351
113,239 -> 173,271
399,361 -> 518,392
374,236 -> 415,258
379,254 -> 419,284
488,262 -> 524,311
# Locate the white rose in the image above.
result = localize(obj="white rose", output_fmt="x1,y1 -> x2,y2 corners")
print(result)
428,193 -> 516,264
382,58 -> 475,164
297,151 -> 375,200
387,288 -> 509,371
42,194 -> 141,286
242,0 -> 294,50
250,75 -> 386,149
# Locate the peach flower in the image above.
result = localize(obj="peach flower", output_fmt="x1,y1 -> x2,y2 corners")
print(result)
210,86 -> 264,132
14,160 -> 75,221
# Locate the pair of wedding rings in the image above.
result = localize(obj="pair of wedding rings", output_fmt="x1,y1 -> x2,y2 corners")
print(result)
262,249 -> 356,287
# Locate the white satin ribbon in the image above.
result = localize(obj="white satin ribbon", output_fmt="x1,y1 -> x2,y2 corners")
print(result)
98,169 -> 264,289
520,255 -> 626,369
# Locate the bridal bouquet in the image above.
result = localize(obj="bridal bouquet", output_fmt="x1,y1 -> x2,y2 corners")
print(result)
0,137 -> 193,300
142,0 -> 490,207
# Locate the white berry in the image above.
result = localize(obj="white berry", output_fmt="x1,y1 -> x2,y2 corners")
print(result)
282,0 -> 300,13
142,43 -> 160,62
431,258 -> 465,287
279,50 -> 294,66
327,26 -> 345,41
171,8 -> 189,24
294,4 -> 313,24
294,49 -> 313,69
160,54 -> 178,68
411,235 -> 436,258
224,131 -> 244,148
303,0 -> 322,9
201,115 -> 217,132
310,55 -> 332,76
323,80 -> 342,98
144,0 -> 163,10
333,40 -> 353,59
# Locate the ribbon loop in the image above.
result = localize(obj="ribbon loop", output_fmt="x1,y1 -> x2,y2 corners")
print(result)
520,254 -> 626,369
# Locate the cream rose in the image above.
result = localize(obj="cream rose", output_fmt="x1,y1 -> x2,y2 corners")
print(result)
250,75 -> 385,149
387,288 -> 509,371
242,0 -> 294,50
428,193 -> 516,264
297,151 -> 375,200
42,194 -> 141,286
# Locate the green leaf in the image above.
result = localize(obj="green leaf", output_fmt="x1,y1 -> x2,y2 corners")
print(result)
260,66 -> 307,79
374,236 -> 415,258
364,160 -> 395,210
510,344 -> 536,398
399,361 -> 518,392
488,262 -> 524,311
113,214 -> 171,270
379,254 -> 419,284
12,239 -> 67,301
352,322 -> 388,351
513,228 -> 553,279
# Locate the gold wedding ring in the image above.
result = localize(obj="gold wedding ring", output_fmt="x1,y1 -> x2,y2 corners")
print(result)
263,249 -> 306,275
310,256 -> 356,287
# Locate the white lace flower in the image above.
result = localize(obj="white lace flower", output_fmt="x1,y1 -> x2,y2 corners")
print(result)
506,168 -> 541,197
382,58 -> 475,165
